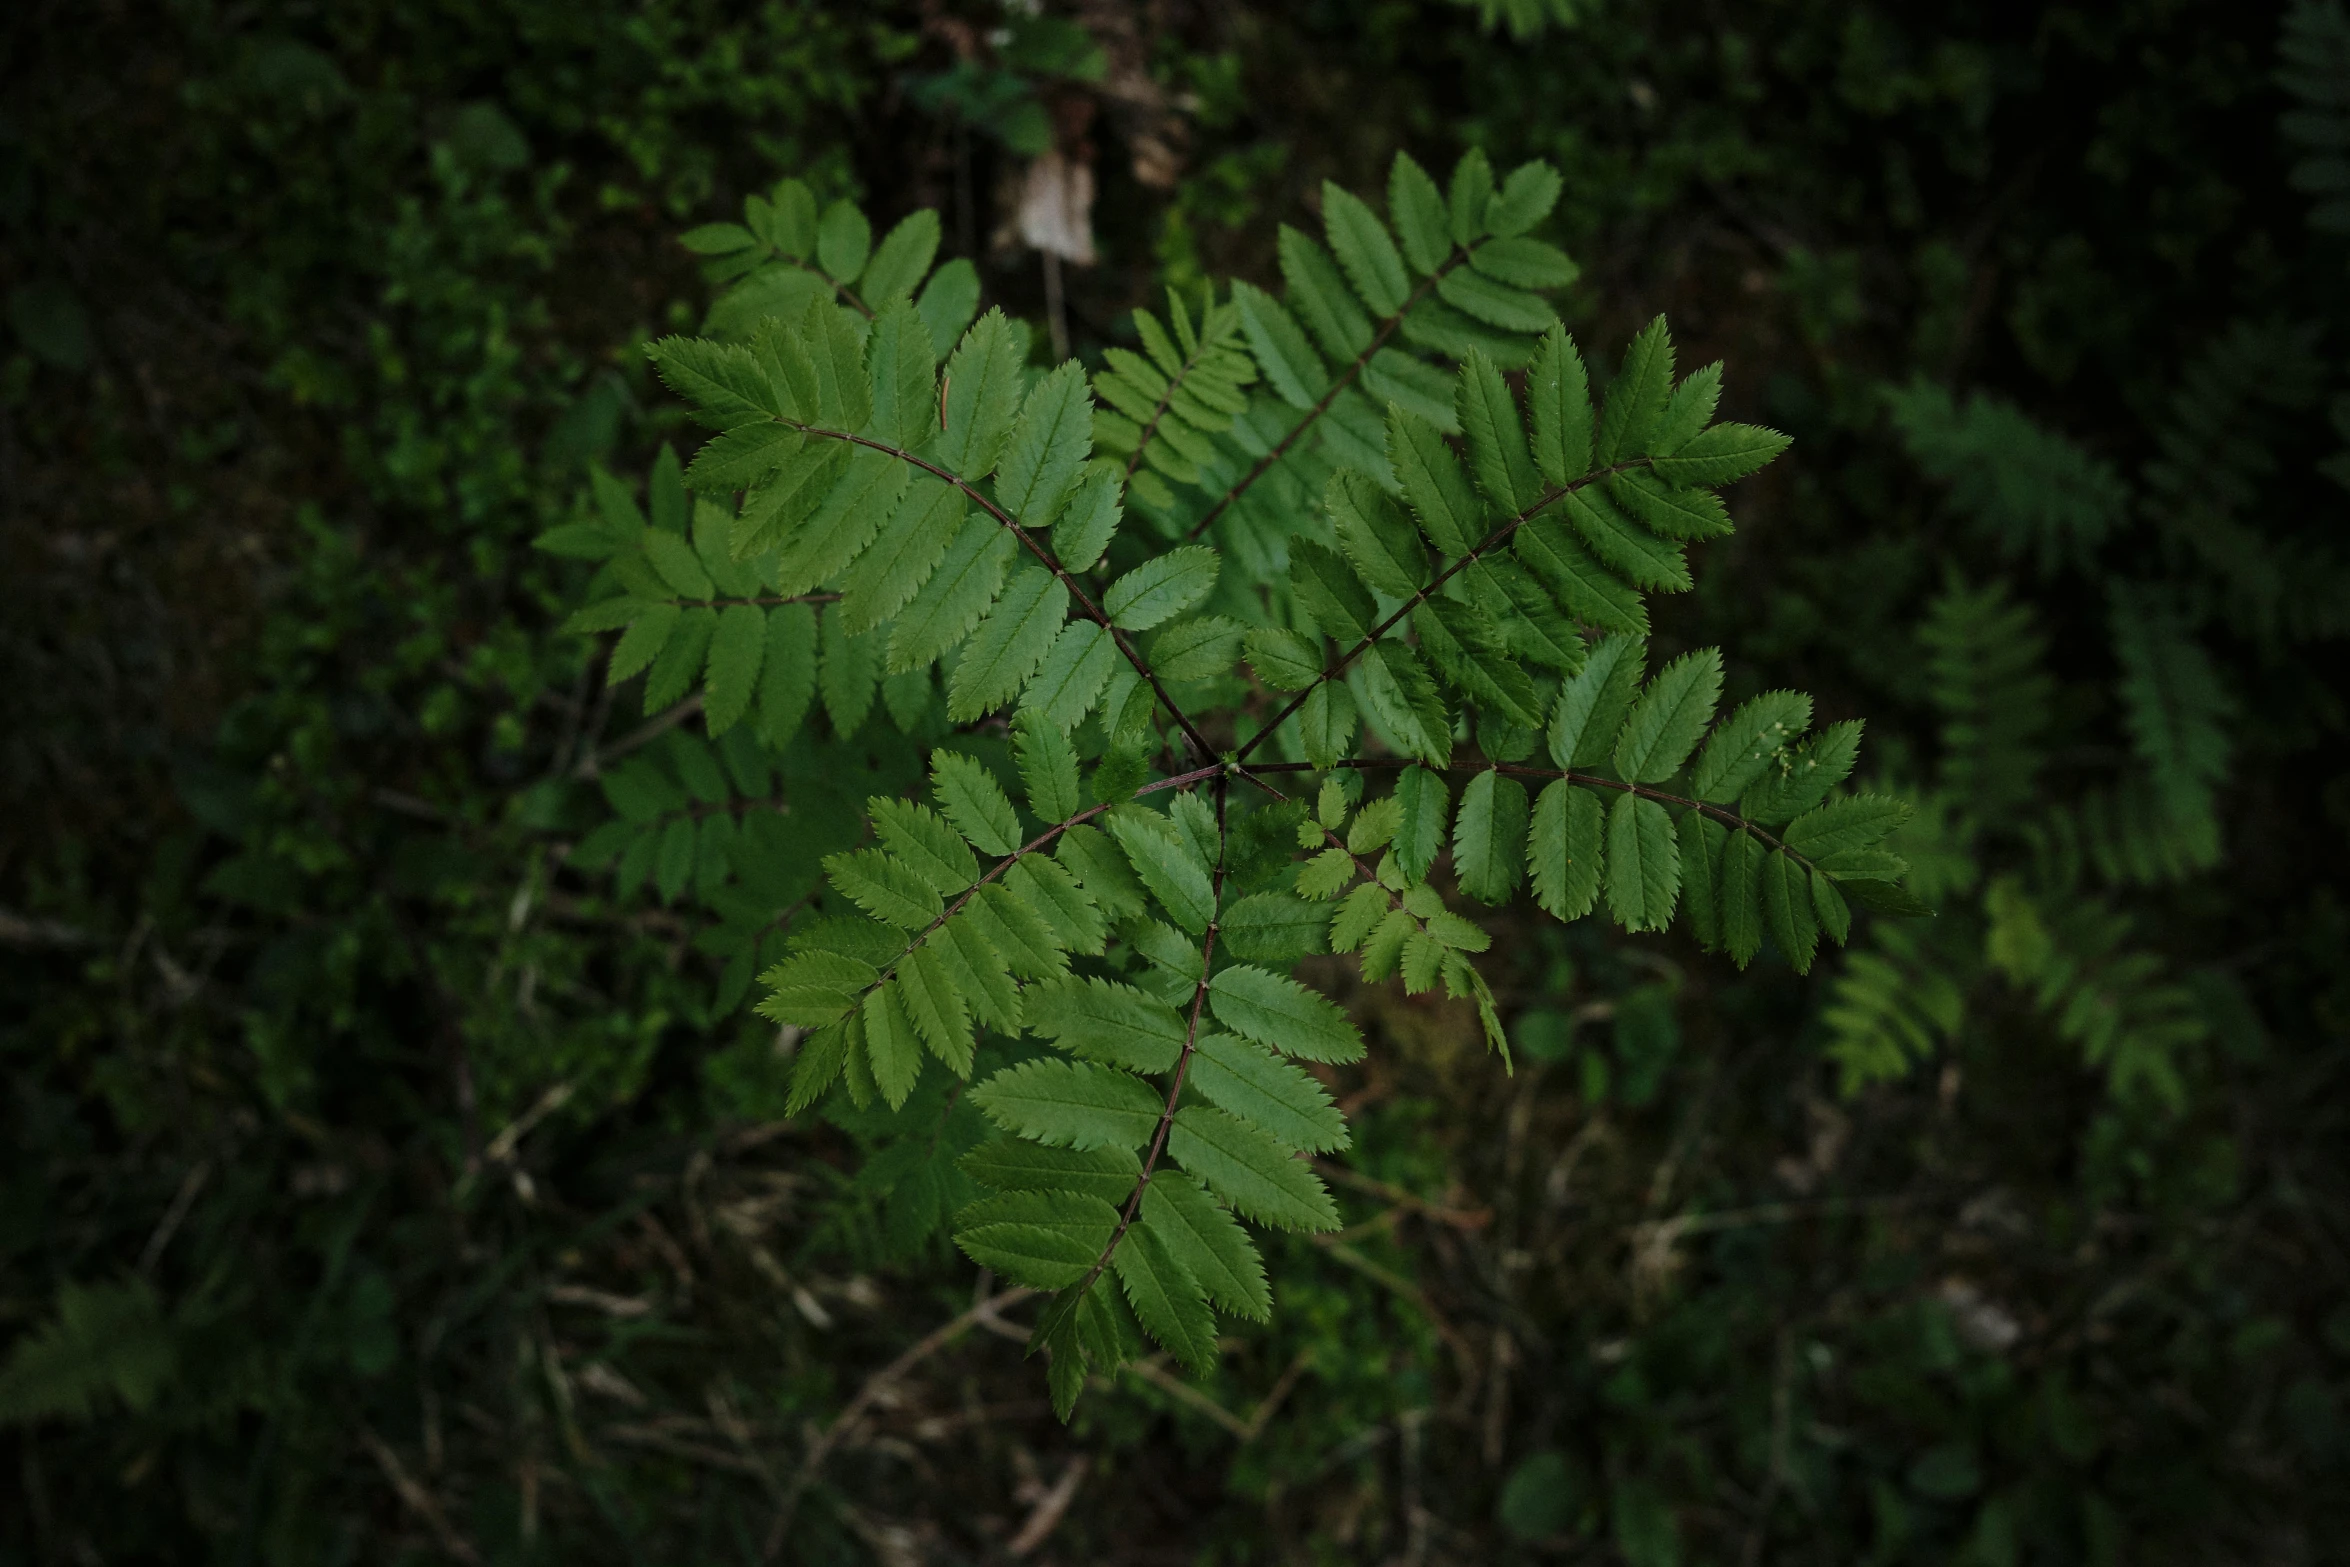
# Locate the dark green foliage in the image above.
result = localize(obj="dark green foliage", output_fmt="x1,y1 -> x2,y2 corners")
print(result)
5,0 -> 2347,1563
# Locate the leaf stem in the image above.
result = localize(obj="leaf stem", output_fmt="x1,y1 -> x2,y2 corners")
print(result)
1184,244 -> 1488,543
795,426 -> 1219,762
1231,461 -> 1638,765
1240,756 -> 1808,864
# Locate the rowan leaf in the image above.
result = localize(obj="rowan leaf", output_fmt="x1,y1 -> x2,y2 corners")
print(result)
1604,793 -> 1679,933
970,1058 -> 1163,1152
1207,965 -> 1364,1064
1168,1106 -> 1340,1232
1453,769 -> 1530,903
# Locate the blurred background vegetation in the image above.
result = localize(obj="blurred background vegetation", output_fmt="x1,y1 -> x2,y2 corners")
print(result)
4,0 -> 2348,1562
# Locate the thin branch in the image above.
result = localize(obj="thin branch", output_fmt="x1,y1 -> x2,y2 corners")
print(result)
848,763 -> 1228,1013
1185,244 -> 1487,543
1048,775 -> 1231,1328
1231,462 -> 1638,766
799,427 -> 1218,761
1244,756 -> 1810,864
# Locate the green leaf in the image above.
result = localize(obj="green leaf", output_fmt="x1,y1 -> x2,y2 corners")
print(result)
1109,809 -> 1216,935
610,601 -> 681,684
1514,514 -> 1647,635
1027,976 -> 1189,1073
1188,1031 -> 1348,1156
1232,281 -> 1327,409
825,848 -> 941,929
864,299 -> 938,450
679,221 -> 756,256
1458,350 -> 1543,515
1742,719 -> 1863,825
816,198 -> 870,283
702,605 -> 769,738
1245,626 -> 1324,690
729,440 -> 840,554
643,529 -> 715,600
1113,1221 -> 1218,1372
1006,855 -> 1106,955
1383,764 -> 1445,884
1140,1174 -> 1272,1321
1677,809 -> 1727,948
971,1058 -> 1163,1151
837,474 -> 963,634
755,602 -> 818,748
1208,965 -> 1364,1064
1024,621 -> 1120,727
1720,828 -> 1765,967
916,258 -> 981,356
1448,148 -> 1497,245
1484,159 -> 1563,237
887,515 -> 1017,673
960,1138 -> 1140,1203
767,443 -> 908,598
1563,488 -> 1690,591
1604,793 -> 1679,933
1289,541 -> 1378,645
1436,268 -> 1555,334
1052,467 -> 1122,572
644,605 -> 718,713
937,911 -> 1024,1032
862,985 -> 923,1108
795,296 -> 872,429
935,309 -> 1029,478
1690,691 -> 1811,803
1220,892 -> 1330,962
1594,315 -> 1673,468
1169,1106 -> 1340,1232
1105,545 -> 1219,630
1649,362 -> 1723,456
1606,469 -> 1734,540
859,208 -> 940,306
1320,180 -> 1410,317
1058,824 -> 1147,920
1388,151 -> 1453,275
1469,236 -> 1579,290
1453,770 -> 1530,903
1613,648 -> 1723,783
1762,849 -> 1820,971
1526,326 -> 1592,487
1811,865 -> 1852,947
784,1018 -> 855,1114
948,567 -> 1068,721
756,950 -> 875,1028
1153,615 -> 1244,682
689,424 -> 803,495
818,606 -> 880,735
1785,794 -> 1911,860
1549,635 -> 1644,769
1359,642 -> 1452,766
931,751 -> 1023,856
898,944 -> 975,1072
1327,469 -> 1429,597
870,797 -> 980,894
1280,224 -> 1374,360
1414,598 -> 1543,727
645,336 -> 778,428
1530,780 -> 1605,920
1015,712 -> 1081,824
955,1191 -> 1119,1291
996,363 -> 1094,528
1648,421 -> 1791,488
1299,681 -> 1359,770
1388,404 -> 1485,557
